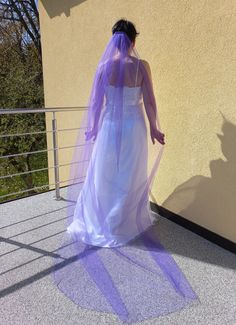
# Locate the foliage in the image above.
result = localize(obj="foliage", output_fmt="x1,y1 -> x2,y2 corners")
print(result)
0,1 -> 48,203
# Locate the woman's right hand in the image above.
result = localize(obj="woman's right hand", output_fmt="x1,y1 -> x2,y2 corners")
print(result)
84,128 -> 98,142
150,127 -> 165,145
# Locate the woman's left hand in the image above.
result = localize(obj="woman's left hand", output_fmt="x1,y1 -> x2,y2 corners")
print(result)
150,127 -> 165,145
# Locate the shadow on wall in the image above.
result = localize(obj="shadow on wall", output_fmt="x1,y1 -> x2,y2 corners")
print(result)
162,111 -> 236,243
41,0 -> 87,18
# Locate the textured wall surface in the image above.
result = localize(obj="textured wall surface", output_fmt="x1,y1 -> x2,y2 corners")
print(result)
39,0 -> 236,242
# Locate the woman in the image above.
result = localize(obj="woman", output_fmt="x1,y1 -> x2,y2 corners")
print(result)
66,19 -> 165,247
53,19 -> 199,323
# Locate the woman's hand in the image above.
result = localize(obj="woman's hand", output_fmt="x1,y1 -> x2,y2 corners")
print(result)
150,127 -> 165,145
84,128 -> 98,142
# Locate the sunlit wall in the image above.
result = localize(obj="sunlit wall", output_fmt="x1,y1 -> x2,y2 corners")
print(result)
39,0 -> 236,242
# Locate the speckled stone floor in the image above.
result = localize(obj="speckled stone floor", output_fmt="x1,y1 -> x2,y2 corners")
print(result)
0,188 -> 235,324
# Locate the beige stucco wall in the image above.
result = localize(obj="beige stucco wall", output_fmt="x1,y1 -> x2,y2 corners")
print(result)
39,0 -> 236,243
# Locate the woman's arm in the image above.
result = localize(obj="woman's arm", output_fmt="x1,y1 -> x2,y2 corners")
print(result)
85,68 -> 105,141
141,59 -> 165,145
92,71 -> 104,131
141,59 -> 158,130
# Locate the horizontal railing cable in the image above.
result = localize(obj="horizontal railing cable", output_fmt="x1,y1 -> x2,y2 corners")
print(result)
0,176 -> 86,199
0,159 -> 89,180
0,126 -> 87,139
0,106 -> 88,201
0,143 -> 93,160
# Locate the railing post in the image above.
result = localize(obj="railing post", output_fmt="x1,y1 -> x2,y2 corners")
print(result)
52,112 -> 61,200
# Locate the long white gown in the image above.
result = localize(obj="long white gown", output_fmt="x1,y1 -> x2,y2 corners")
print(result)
67,84 -> 155,247
54,35 -> 199,324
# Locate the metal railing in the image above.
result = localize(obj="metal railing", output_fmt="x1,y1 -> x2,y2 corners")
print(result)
0,106 -> 87,202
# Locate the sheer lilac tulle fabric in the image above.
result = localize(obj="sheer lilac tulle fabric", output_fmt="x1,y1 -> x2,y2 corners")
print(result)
52,32 -> 199,323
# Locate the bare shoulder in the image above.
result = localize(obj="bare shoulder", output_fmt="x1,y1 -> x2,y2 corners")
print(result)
140,59 -> 150,67
140,59 -> 151,77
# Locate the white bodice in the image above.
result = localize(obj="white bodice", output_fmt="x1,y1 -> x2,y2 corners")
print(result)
105,85 -> 143,108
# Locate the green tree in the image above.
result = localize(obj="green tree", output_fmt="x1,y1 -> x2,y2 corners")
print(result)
0,1 -> 48,203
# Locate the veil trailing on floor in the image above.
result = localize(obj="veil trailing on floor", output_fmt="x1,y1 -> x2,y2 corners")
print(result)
52,31 -> 199,323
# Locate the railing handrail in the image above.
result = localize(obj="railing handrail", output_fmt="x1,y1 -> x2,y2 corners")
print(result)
0,106 -> 87,114
0,106 -> 89,202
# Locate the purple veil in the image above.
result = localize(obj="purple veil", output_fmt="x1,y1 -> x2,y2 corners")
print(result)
52,32 -> 199,323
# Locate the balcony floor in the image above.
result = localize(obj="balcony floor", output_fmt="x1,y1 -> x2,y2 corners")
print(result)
0,188 -> 235,324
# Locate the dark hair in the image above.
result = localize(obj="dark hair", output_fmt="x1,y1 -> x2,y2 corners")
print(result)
112,19 -> 139,43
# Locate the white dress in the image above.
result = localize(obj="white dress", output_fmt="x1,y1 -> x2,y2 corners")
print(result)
55,86 -> 199,325
67,85 -> 154,247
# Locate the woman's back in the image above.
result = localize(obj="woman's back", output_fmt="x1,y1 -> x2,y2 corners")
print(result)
105,84 -> 143,108
106,55 -> 141,87
54,20 -> 196,325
